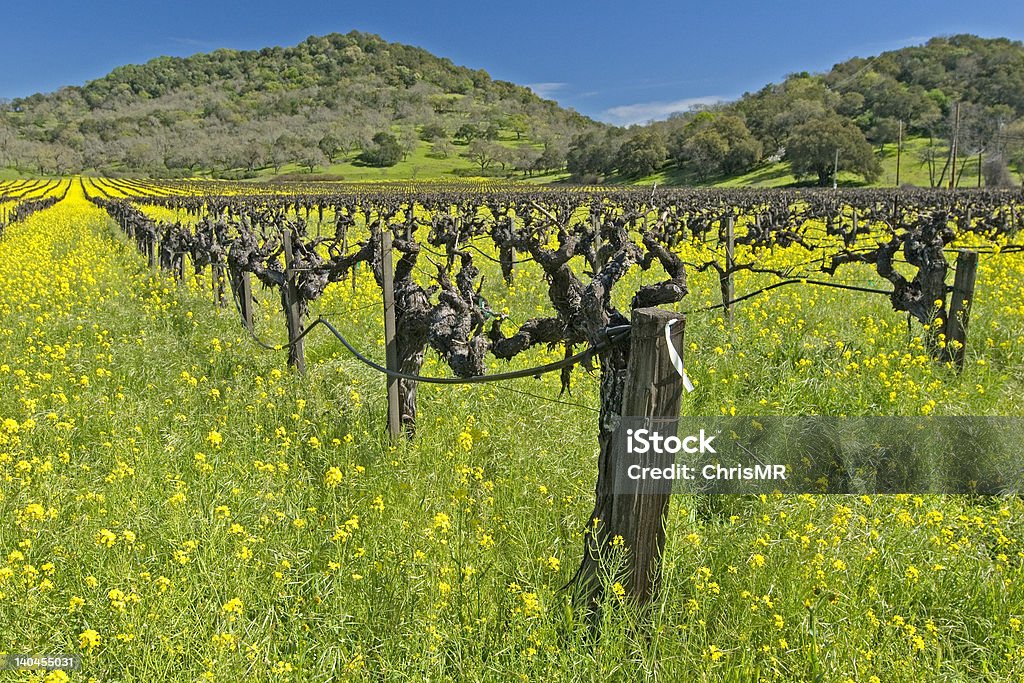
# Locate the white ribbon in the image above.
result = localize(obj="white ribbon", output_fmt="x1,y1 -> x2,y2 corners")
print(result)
665,318 -> 694,393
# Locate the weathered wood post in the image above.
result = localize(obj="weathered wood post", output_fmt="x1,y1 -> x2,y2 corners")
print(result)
723,216 -> 735,325
503,213 -> 517,285
945,249 -> 978,369
350,214 -> 358,294
380,226 -> 403,439
574,308 -> 686,614
614,308 -> 686,602
237,271 -> 254,332
446,217 -> 462,273
281,227 -> 306,373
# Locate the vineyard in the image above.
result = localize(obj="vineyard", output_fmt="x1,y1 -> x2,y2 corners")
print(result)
1,177 -> 1024,681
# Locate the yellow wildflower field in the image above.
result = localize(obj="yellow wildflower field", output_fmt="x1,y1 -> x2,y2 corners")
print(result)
1,181 -> 1023,681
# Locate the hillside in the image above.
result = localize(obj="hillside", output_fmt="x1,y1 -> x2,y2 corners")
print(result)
0,31 -> 597,179
573,35 -> 1024,187
2,33 -> 1023,186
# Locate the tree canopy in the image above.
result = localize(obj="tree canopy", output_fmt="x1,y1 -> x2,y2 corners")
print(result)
786,115 -> 883,185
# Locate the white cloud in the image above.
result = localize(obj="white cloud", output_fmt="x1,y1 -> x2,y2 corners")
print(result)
603,96 -> 726,126
527,82 -> 567,99
168,36 -> 221,50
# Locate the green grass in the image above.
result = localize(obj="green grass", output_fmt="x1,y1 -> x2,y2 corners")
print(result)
0,167 -> 36,180
1,134 -> 986,190
1,184 -> 1023,680
228,132 -> 563,184
292,141 -> 489,182
708,136 -> 973,189
625,136 -> 968,189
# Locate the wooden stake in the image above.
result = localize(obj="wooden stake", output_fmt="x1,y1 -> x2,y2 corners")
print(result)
211,257 -> 226,307
574,307 -> 687,617
237,270 -> 254,332
281,228 -> 306,373
945,250 -> 978,369
723,217 -> 735,325
381,226 -> 402,439
508,214 -> 517,283
611,307 -> 686,603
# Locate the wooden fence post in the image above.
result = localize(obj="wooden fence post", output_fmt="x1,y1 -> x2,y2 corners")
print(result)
574,307 -> 686,613
507,213 -> 517,283
211,256 -> 226,307
614,308 -> 686,603
945,250 -> 978,369
237,271 -> 254,332
381,226 -> 402,439
281,228 -> 306,373
723,216 -> 735,325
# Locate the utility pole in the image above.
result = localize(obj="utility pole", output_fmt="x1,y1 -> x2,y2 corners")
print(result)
949,102 -> 961,189
833,148 -> 839,189
895,119 -> 903,187
978,150 -> 983,188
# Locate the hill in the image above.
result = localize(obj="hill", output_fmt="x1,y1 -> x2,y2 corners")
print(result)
2,33 -> 1023,186
572,35 -> 1024,187
0,31 -> 597,179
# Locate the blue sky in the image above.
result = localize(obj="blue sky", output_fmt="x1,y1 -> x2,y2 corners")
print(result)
2,1 -> 1023,125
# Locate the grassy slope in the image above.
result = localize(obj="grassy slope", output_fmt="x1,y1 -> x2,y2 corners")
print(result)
0,167 -> 34,180
224,133 -> 569,184
620,137 -> 957,189
2,184 -> 1024,680
235,135 -> 971,189
0,135 -> 974,188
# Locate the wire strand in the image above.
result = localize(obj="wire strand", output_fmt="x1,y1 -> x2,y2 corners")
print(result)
242,312 -> 631,385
